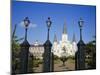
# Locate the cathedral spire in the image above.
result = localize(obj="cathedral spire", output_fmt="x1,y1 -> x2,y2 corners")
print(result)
63,22 -> 67,34
54,34 -> 57,42
72,33 -> 76,42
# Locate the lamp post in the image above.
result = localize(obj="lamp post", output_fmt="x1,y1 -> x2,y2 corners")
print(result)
78,17 -> 84,41
20,17 -> 30,74
24,17 -> 30,41
46,17 -> 52,40
75,17 -> 85,70
43,17 -> 54,72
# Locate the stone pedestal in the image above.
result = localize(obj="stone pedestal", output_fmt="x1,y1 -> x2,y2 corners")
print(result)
75,40 -> 85,70
28,53 -> 34,73
20,40 -> 30,74
43,40 -> 54,72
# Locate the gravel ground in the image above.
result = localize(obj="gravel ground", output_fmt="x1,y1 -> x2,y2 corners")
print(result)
33,59 -> 75,73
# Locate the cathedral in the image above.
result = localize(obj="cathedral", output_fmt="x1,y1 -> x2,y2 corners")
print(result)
29,22 -> 77,59
52,23 -> 77,57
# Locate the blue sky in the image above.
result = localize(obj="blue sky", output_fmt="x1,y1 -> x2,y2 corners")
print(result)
12,1 -> 96,44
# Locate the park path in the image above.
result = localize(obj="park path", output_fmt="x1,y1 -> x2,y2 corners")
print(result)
33,59 -> 75,73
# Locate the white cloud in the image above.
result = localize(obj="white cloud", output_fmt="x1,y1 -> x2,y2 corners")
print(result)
29,23 -> 37,28
19,21 -> 37,28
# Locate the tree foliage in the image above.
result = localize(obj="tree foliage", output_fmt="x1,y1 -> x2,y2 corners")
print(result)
12,24 -> 24,74
12,35 -> 24,74
85,36 -> 96,69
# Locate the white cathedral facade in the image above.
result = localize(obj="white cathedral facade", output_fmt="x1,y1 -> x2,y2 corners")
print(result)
52,23 -> 77,57
29,23 -> 77,59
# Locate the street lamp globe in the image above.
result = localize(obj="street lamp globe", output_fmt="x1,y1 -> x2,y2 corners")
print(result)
78,17 -> 84,29
23,17 -> 30,28
46,17 -> 52,29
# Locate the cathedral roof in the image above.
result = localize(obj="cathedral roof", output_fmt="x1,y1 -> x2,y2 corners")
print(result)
63,22 -> 67,34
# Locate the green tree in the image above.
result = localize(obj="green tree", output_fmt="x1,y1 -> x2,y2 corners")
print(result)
12,24 -> 24,74
60,47 -> 68,66
85,36 -> 96,69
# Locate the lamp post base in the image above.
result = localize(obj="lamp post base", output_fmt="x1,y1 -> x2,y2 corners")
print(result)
43,40 -> 54,72
75,40 -> 85,70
